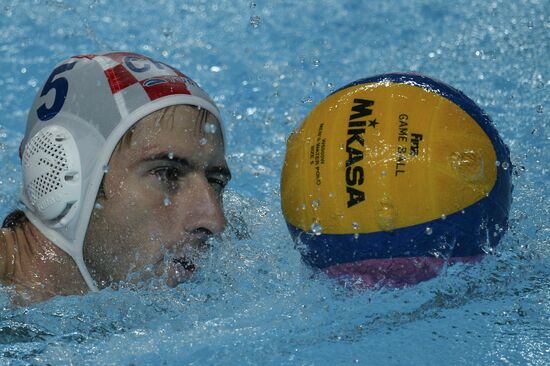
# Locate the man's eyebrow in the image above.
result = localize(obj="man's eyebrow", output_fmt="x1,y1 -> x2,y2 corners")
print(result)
141,153 -> 191,168
141,153 -> 231,179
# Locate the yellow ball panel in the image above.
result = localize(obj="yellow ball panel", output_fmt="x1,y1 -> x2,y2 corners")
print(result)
281,81 -> 498,234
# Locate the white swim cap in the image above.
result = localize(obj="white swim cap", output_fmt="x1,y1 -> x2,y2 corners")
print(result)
19,52 -> 221,291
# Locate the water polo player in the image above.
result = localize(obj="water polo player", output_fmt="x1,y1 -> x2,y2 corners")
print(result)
0,52 -> 230,303
282,73 -> 512,287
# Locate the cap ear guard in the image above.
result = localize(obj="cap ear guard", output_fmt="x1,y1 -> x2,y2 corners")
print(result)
22,125 -> 82,227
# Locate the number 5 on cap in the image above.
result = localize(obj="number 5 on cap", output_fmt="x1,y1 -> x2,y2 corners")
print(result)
37,62 -> 77,121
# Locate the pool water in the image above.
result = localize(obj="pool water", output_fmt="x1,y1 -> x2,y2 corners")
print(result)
0,1 -> 549,365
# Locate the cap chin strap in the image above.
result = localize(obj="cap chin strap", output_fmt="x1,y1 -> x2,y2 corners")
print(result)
74,254 -> 99,292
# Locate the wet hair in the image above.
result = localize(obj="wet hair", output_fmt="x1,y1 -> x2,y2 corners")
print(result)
114,104 -> 211,152
2,209 -> 28,229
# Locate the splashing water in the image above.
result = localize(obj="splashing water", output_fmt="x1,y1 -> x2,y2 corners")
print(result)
0,1 -> 548,365
310,222 -> 323,235
203,122 -> 217,134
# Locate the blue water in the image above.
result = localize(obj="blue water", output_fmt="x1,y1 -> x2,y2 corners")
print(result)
0,1 -> 549,365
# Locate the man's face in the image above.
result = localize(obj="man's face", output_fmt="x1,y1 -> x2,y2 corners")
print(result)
84,105 -> 230,288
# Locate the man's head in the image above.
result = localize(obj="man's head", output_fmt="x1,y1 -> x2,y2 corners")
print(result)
85,105 -> 230,288
19,52 -> 226,291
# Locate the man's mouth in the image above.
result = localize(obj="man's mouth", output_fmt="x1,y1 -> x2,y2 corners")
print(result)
161,237 -> 213,288
166,256 -> 196,288
173,257 -> 196,271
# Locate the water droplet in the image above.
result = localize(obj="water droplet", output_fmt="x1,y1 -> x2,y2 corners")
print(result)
353,233 -> 359,240
249,15 -> 261,28
203,122 -> 217,134
501,161 -> 509,170
449,150 -> 485,182
425,227 -> 433,235
301,203 -> 307,210
380,170 -> 387,177
94,202 -> 103,210
301,96 -> 313,104
441,214 -> 447,220
168,151 -> 174,160
199,137 -> 208,145
339,143 -> 345,150
535,105 -> 543,113
102,164 -> 110,173
313,59 -> 320,67
163,196 -> 172,206
162,28 -> 173,38
495,160 -> 501,167
376,199 -> 396,231
246,107 -> 256,116
311,199 -> 320,209
210,65 -> 221,73
20,67 -> 27,74
352,222 -> 360,230
310,222 -> 322,235
328,192 -> 334,198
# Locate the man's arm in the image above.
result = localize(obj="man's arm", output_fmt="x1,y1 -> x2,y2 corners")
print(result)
0,229 -> 15,282
0,229 -> 7,280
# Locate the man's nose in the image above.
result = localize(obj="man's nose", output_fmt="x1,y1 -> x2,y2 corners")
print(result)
179,173 -> 226,235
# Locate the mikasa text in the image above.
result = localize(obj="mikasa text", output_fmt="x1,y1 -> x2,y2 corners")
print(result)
345,99 -> 374,208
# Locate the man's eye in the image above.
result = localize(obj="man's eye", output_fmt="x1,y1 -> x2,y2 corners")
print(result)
150,167 -> 182,182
